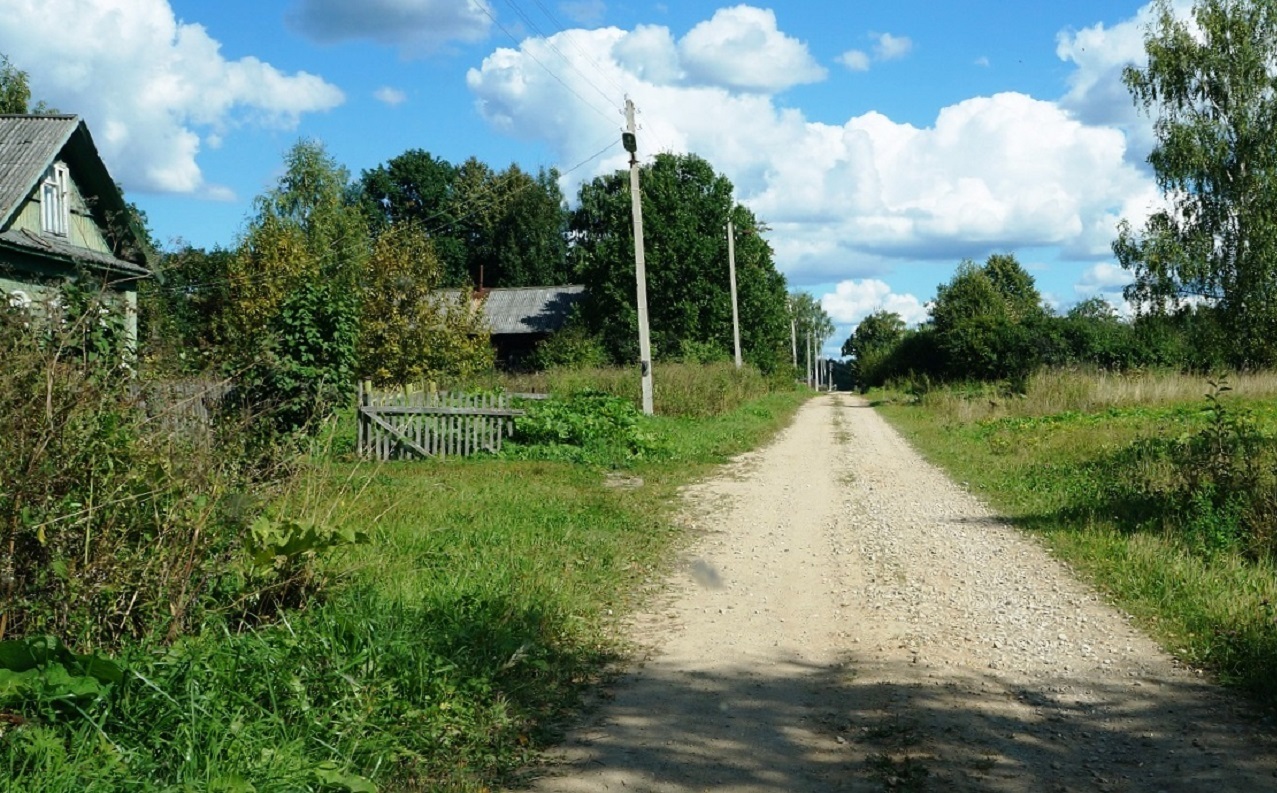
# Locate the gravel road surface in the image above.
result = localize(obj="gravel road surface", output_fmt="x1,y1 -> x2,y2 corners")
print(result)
523,394 -> 1277,792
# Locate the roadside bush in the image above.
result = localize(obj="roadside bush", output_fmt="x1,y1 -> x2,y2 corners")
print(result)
505,390 -> 658,463
0,283 -> 338,650
531,324 -> 609,370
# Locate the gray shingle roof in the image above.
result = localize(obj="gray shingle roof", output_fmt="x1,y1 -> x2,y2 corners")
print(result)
441,285 -> 586,335
0,115 -> 151,276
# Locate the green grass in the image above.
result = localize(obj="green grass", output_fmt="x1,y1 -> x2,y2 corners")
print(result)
1,381 -> 809,792
874,374 -> 1277,706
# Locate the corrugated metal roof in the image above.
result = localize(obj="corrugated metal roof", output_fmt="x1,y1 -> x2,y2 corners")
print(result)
0,115 -> 79,228
0,229 -> 150,280
440,285 -> 586,335
0,115 -> 151,275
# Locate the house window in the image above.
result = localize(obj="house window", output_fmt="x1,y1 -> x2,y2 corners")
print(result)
41,162 -> 69,237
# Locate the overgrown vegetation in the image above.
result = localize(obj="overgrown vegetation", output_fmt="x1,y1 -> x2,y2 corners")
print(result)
875,373 -> 1277,705
0,291 -> 808,790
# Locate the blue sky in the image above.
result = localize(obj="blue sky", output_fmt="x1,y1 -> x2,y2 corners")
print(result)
0,0 -> 1182,355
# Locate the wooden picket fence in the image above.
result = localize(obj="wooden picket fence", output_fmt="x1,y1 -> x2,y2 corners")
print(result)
357,383 -> 528,460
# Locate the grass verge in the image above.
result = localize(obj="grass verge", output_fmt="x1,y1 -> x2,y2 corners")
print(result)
2,386 -> 809,791
873,376 -> 1277,707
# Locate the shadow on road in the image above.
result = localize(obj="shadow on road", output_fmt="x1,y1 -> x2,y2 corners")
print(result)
516,652 -> 1276,792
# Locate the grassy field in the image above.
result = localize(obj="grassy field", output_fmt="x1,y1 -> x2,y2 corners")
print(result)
2,367 -> 809,792
873,369 -> 1277,707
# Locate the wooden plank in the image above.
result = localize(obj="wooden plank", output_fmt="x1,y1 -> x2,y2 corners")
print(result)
361,405 -> 525,417
361,407 -> 431,459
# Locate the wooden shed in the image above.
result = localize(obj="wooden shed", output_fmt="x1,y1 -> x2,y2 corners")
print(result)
0,115 -> 153,345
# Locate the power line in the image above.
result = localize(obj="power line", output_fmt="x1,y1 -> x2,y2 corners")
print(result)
522,0 -> 630,100
500,0 -> 622,110
473,1 -> 618,126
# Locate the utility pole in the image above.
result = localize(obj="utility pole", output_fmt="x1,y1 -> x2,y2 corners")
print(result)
624,98 -> 653,415
790,313 -> 797,370
726,220 -> 742,369
807,332 -> 814,388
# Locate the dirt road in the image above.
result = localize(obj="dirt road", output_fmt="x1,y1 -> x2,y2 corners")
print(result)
523,395 -> 1277,792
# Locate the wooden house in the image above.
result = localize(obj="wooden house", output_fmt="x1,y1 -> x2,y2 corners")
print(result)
441,285 -> 586,368
0,115 -> 153,345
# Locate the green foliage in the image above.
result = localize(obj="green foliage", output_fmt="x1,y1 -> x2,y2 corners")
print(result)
531,324 -> 610,370
139,245 -> 235,373
0,53 -> 31,114
227,140 -> 368,434
571,153 -> 791,371
0,280 -> 337,652
0,636 -> 123,717
789,291 -> 835,377
357,150 -> 571,288
1118,0 -> 1277,367
505,391 -> 658,463
843,310 -> 906,389
357,223 -> 493,387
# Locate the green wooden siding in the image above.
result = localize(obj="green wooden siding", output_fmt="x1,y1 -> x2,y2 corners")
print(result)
13,175 -> 113,256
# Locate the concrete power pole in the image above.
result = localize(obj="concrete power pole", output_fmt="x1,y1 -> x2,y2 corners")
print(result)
726,220 -> 742,369
624,98 -> 654,415
807,332 -> 814,388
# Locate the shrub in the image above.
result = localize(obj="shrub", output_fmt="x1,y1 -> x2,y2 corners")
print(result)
0,283 -> 341,649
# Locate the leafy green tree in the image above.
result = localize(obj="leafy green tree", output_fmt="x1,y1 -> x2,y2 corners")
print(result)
788,291 -> 835,376
0,54 -> 31,114
357,223 -> 492,387
140,245 -> 235,372
572,153 -> 790,370
1116,0 -> 1277,367
357,151 -> 570,288
843,310 -> 906,389
357,149 -> 467,285
487,165 -> 571,287
228,140 -> 368,432
928,255 -> 1045,382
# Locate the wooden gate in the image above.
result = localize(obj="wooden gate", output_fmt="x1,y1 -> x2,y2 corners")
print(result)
357,384 -> 525,460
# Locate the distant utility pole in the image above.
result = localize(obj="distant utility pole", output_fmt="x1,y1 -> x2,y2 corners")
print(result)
624,98 -> 653,415
807,332 -> 814,388
790,312 -> 798,370
726,220 -> 742,369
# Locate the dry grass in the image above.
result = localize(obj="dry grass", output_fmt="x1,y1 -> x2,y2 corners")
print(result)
914,368 -> 1277,424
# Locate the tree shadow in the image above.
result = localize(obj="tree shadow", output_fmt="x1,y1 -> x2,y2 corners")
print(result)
513,652 -> 1277,791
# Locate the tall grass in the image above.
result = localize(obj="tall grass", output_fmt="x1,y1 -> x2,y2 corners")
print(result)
482,361 -> 782,418
907,367 -> 1277,424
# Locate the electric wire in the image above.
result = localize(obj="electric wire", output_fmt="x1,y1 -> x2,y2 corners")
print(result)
499,0 -> 621,110
472,0 -> 618,126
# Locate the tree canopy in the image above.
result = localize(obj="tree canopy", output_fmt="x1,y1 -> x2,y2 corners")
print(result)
570,153 -> 792,371
356,151 -> 570,289
0,54 -> 31,114
1116,0 -> 1277,367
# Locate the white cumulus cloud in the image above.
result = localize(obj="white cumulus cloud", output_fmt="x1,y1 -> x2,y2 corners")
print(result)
822,279 -> 928,327
1075,262 -> 1133,296
874,33 -> 913,61
837,50 -> 871,72
467,5 -> 1159,285
287,0 -> 493,55
0,0 -> 343,196
678,6 -> 826,92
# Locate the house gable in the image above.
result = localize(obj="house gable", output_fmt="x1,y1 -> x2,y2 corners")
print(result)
0,115 -> 151,285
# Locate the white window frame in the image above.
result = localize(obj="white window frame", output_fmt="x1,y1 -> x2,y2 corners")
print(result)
40,162 -> 69,237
